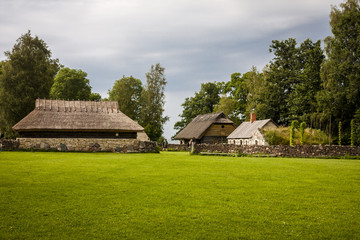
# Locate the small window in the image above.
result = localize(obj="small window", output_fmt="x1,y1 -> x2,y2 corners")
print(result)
255,140 -> 258,145
221,125 -> 225,128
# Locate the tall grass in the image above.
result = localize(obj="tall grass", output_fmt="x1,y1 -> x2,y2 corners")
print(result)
263,127 -> 330,145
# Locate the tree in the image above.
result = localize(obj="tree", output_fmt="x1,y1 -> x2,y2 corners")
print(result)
289,39 -> 324,122
90,93 -> 102,101
213,97 -> 239,124
242,67 -> 272,121
0,31 -> 60,138
50,68 -> 91,100
139,63 -> 168,141
173,82 -> 222,136
263,38 -> 324,125
224,72 -> 248,121
108,76 -> 143,121
265,38 -> 299,125
317,0 -> 360,145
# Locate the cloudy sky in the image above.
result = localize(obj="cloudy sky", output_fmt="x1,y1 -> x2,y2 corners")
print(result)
0,0 -> 344,141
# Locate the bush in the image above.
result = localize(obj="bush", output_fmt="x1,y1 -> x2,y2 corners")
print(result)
263,128 -> 289,145
263,127 -> 330,145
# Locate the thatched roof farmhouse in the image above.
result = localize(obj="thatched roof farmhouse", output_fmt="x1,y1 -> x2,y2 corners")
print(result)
174,112 -> 237,144
13,99 -> 144,139
227,113 -> 277,146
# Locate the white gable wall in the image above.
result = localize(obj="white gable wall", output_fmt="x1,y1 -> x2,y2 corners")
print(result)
228,129 -> 268,146
228,121 -> 277,146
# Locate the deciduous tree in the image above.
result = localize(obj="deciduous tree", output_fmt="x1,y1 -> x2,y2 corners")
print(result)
173,82 -> 222,136
108,76 -> 143,121
317,0 -> 360,144
50,67 -> 91,100
139,63 -> 168,141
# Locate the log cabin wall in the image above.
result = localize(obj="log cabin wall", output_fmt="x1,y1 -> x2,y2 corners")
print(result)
203,124 -> 236,137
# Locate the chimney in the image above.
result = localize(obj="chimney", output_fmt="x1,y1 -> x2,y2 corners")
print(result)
250,113 -> 256,123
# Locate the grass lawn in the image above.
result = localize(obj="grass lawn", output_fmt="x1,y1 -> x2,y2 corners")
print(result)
0,152 -> 359,239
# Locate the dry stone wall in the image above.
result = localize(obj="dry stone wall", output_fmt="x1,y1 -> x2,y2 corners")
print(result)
15,138 -> 157,153
168,144 -> 189,151
1,139 -> 20,150
193,144 -> 360,157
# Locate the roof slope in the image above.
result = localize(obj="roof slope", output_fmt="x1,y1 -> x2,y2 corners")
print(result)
227,119 -> 274,139
12,99 -> 144,132
174,112 -> 234,140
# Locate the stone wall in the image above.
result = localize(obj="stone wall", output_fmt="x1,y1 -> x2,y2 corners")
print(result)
192,144 -> 360,157
16,138 -> 157,153
168,143 -> 189,151
1,139 -> 20,151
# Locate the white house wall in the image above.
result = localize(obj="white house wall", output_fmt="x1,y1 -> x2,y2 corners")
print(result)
227,129 -> 268,146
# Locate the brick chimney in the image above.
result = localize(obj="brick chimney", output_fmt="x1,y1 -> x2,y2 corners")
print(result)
250,113 -> 256,123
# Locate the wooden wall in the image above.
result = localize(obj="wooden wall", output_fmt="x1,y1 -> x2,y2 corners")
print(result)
199,123 -> 236,144
203,124 -> 236,137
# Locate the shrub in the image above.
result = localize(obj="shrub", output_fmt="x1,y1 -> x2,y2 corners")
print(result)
263,127 -> 289,145
338,121 -> 342,146
299,122 -> 306,145
263,127 -> 330,145
290,120 -> 299,146
351,119 -> 355,146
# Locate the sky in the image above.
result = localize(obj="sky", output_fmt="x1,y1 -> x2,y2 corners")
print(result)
0,0 -> 344,142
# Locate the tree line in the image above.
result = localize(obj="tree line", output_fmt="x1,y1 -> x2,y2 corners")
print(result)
0,31 -> 168,141
174,0 -> 360,145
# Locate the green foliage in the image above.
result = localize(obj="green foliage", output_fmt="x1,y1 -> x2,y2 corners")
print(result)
0,31 -> 60,138
1,152 -> 359,239
289,120 -> 299,146
173,82 -> 222,136
264,38 -> 324,125
262,128 -> 289,145
224,72 -> 248,120
299,122 -> 306,145
317,0 -> 360,144
289,40 -> 324,122
139,63 -> 168,141
213,97 -> 240,124
50,67 -> 91,100
242,67 -> 270,121
353,109 -> 360,146
263,127 -> 329,145
108,75 -> 143,121
89,93 -> 102,101
338,121 -> 342,146
350,119 -> 355,146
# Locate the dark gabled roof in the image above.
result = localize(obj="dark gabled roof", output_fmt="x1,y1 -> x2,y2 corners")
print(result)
174,112 -> 234,140
12,99 -> 144,132
227,119 -> 276,139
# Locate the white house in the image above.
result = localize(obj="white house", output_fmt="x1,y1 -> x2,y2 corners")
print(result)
227,113 -> 277,146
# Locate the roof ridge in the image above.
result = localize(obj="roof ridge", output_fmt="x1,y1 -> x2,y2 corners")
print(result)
35,99 -> 119,113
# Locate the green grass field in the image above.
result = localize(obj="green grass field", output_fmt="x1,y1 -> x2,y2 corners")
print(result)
0,152 -> 359,239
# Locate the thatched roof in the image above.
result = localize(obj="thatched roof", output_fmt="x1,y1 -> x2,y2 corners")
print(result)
227,119 -> 276,139
174,112 -> 235,140
12,99 -> 144,132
